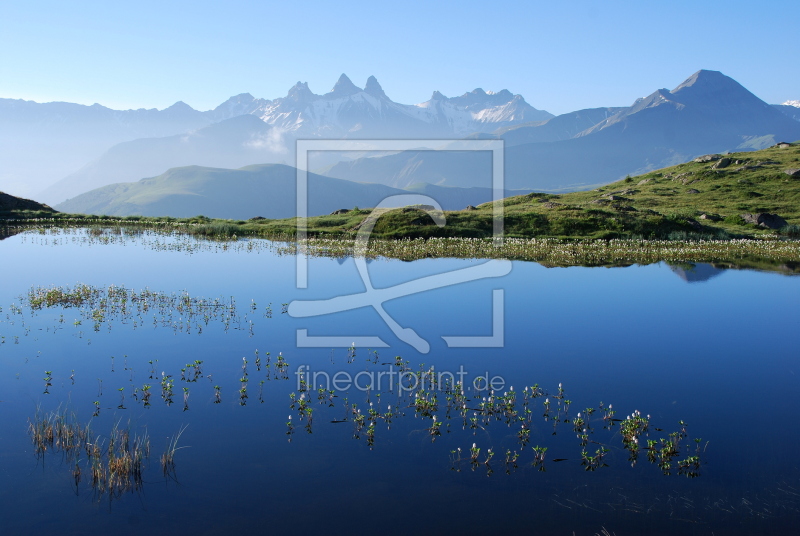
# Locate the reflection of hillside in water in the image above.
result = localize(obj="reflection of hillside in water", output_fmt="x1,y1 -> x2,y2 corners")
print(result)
335,256 -> 375,266
0,227 -> 25,241
670,261 -> 800,282
669,263 -> 727,283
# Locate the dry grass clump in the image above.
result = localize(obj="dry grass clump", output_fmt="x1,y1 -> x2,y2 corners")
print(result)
29,408 -> 154,498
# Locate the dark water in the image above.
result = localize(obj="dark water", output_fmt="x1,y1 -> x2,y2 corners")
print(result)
1,229 -> 799,535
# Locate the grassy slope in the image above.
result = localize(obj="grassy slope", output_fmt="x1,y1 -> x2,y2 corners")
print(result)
248,141 -> 800,239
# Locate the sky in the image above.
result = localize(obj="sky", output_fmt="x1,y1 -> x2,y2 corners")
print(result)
1,0 -> 798,116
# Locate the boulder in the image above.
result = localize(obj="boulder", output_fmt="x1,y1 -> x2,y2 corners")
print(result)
712,158 -> 731,169
693,154 -> 720,163
699,213 -> 722,221
740,213 -> 788,229
637,178 -> 652,185
774,142 -> 793,149
464,205 -> 477,211
612,204 -> 636,212
331,209 -> 351,215
686,189 -> 700,194
686,219 -> 702,231
784,169 -> 800,178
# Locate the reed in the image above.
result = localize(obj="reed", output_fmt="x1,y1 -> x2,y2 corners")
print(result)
160,424 -> 188,480
28,409 -> 155,498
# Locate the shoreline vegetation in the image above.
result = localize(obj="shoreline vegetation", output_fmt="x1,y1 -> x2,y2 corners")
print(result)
2,142 -> 799,271
4,223 -> 799,274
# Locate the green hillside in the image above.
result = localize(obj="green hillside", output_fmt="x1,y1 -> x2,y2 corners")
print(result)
274,141 -> 800,240
55,164 -> 405,219
54,163 -> 529,219
0,191 -> 55,218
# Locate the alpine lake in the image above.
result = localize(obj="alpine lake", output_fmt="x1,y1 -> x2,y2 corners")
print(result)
1,227 -> 798,535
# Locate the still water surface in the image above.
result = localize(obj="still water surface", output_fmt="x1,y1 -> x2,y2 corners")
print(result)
0,229 -> 798,535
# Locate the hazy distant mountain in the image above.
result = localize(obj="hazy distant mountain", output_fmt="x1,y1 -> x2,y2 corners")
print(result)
492,107 -> 628,146
40,115 -> 285,205
0,98 -> 220,198
324,70 -> 800,191
54,164 -> 532,219
773,102 -> 800,122
316,145 -> 495,189
22,75 -> 549,203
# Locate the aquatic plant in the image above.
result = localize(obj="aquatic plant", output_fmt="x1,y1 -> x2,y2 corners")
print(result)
28,409 -> 157,499
282,360 -> 705,478
42,370 -> 52,394
19,283 -> 268,339
160,424 -> 188,480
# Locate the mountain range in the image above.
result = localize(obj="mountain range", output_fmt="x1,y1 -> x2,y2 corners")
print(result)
2,75 -> 549,202
232,74 -> 553,138
0,98 -> 223,199
320,70 -> 800,191
3,70 -> 800,214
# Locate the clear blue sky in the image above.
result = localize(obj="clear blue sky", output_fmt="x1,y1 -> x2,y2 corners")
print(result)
1,0 -> 797,115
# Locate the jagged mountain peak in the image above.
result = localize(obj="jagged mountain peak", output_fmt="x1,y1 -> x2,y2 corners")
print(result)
364,75 -> 387,99
446,87 -> 537,112
430,90 -> 446,100
329,74 -> 361,97
287,81 -> 315,101
783,100 -> 800,108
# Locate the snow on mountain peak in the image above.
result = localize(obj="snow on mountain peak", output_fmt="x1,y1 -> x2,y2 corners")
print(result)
243,74 -> 552,138
287,81 -> 315,102
783,100 -> 800,108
